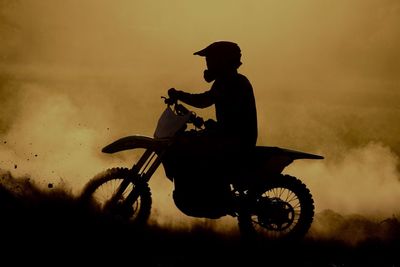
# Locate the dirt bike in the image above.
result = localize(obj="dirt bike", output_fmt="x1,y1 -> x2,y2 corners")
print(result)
80,96 -> 324,240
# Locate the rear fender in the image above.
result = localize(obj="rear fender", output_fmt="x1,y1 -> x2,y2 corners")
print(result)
254,146 -> 324,174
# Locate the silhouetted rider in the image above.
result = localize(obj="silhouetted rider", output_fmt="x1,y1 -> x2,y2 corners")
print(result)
167,41 -> 258,217
168,41 -> 258,153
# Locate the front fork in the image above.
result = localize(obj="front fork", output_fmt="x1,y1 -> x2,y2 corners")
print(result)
113,149 -> 164,207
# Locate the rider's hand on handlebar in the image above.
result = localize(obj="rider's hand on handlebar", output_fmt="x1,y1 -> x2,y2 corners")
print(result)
168,88 -> 181,103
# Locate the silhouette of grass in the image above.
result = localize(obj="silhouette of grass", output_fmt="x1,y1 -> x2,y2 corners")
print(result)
0,170 -> 399,266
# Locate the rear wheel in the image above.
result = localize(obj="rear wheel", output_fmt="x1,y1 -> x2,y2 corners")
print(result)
80,168 -> 152,225
238,174 -> 314,241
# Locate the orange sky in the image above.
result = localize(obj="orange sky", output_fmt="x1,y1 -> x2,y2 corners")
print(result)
1,0 -> 399,220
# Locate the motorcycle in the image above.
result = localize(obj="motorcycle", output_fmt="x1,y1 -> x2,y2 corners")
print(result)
80,97 -> 324,240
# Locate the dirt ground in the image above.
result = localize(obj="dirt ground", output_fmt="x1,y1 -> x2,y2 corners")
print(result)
1,171 -> 399,267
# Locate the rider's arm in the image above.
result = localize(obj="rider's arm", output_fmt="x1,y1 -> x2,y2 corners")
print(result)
175,89 -> 215,108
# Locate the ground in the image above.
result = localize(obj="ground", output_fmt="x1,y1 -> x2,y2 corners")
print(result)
0,171 -> 399,266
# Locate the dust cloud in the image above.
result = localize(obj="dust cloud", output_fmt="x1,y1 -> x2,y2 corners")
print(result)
0,0 -> 399,231
287,142 -> 400,215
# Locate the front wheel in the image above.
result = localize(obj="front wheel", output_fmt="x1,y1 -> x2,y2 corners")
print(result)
238,174 -> 314,241
80,167 -> 152,225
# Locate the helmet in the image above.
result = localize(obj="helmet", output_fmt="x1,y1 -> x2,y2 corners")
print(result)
193,41 -> 242,68
194,41 -> 241,57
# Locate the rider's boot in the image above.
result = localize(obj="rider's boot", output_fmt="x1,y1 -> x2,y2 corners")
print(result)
226,188 -> 258,217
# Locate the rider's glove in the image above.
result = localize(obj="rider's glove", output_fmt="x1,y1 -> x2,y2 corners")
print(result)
168,88 -> 181,102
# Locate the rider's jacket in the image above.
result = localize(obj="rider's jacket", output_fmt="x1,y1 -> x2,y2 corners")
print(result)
177,72 -> 258,148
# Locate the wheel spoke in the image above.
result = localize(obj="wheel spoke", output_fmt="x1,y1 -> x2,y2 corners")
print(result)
83,171 -> 151,224
278,188 -> 285,198
283,190 -> 294,202
242,178 -> 314,240
287,193 -> 299,202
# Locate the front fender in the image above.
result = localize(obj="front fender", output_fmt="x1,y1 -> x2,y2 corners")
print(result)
101,135 -> 170,154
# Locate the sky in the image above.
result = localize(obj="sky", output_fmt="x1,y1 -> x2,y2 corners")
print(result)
0,0 -> 399,226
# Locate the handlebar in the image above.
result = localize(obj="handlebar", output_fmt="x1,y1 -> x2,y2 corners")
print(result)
161,96 -> 176,106
161,96 -> 204,129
